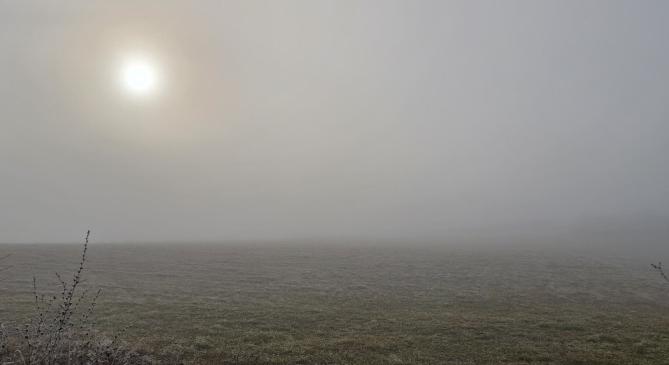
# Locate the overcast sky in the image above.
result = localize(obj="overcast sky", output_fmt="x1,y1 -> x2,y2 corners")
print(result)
1,1 -> 668,244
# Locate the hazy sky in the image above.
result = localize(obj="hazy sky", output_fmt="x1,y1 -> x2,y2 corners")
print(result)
1,1 -> 668,243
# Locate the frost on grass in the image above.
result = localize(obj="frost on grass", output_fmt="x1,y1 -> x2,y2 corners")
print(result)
0,231 -> 152,365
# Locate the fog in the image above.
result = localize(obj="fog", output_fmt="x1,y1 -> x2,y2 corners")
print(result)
1,1 -> 668,246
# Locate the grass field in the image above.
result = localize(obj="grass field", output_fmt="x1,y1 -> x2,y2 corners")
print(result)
2,243 -> 669,364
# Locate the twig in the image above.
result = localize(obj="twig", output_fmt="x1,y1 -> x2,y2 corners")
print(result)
651,262 -> 669,283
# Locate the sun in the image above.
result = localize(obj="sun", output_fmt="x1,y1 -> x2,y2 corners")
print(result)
119,57 -> 160,97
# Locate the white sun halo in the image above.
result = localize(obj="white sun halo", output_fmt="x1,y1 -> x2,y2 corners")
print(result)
120,57 -> 159,96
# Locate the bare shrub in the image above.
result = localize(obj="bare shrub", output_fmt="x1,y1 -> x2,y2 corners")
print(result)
651,262 -> 669,283
0,231 -> 152,365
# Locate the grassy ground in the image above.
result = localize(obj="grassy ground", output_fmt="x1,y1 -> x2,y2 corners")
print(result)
2,243 -> 669,364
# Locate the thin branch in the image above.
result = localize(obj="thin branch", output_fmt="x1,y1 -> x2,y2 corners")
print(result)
651,262 -> 669,283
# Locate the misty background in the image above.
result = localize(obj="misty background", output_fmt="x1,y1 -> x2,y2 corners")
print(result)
1,1 -> 667,248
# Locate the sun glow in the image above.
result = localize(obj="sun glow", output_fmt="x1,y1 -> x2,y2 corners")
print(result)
119,56 -> 160,97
